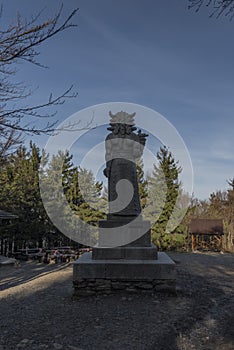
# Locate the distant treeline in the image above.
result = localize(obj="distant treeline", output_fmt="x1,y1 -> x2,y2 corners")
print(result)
0,142 -> 233,254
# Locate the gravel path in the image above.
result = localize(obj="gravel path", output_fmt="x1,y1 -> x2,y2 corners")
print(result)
0,252 -> 233,350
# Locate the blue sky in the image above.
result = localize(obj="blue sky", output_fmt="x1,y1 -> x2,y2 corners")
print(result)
1,0 -> 234,200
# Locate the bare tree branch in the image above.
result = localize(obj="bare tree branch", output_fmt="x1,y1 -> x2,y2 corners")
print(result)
0,4 -> 80,158
188,0 -> 234,19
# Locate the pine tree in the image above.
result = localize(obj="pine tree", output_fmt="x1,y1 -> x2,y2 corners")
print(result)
0,143 -> 51,251
0,144 -> 106,250
76,167 -> 105,224
136,159 -> 148,209
40,151 -> 105,246
145,146 -> 182,249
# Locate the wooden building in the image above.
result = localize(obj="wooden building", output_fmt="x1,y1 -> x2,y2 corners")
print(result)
0,209 -> 18,224
189,219 -> 224,252
0,210 -> 18,256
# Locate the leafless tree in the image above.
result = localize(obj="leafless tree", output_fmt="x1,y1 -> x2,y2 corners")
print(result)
0,5 -> 80,159
188,0 -> 234,19
227,178 -> 234,190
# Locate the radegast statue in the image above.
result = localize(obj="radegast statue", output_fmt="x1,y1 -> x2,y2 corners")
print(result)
73,110 -> 176,296
103,111 -> 148,220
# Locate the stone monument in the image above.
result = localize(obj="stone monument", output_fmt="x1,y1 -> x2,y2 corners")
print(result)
73,111 -> 176,296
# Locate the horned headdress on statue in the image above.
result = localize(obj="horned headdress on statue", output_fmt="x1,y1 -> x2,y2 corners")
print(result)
107,111 -> 137,133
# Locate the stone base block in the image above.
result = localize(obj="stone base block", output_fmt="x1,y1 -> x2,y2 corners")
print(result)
98,219 -> 151,247
92,244 -> 158,260
73,252 -> 176,296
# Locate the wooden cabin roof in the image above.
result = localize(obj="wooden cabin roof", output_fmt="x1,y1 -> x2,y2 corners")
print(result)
189,219 -> 224,235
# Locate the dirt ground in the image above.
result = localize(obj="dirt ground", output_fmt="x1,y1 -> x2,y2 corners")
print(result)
0,252 -> 233,350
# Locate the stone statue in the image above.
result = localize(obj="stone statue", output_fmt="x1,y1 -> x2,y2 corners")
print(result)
73,111 -> 176,297
103,111 -> 148,219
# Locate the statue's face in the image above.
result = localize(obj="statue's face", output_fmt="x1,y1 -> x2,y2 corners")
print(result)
112,123 -> 132,135
119,124 -> 125,135
126,125 -> 132,134
113,124 -> 119,134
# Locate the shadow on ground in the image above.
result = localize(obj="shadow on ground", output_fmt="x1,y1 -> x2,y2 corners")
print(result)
0,260 -> 71,291
0,252 -> 233,350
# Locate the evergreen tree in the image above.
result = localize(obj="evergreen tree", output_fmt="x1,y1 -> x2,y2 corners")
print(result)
0,144 -> 106,251
75,167 -> 105,224
40,151 -> 105,246
136,159 -> 148,209
145,146 -> 182,250
0,143 -> 51,250
39,150 -> 76,246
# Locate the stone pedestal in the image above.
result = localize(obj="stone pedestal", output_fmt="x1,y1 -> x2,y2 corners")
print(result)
73,252 -> 176,296
73,219 -> 176,296
98,218 -> 152,247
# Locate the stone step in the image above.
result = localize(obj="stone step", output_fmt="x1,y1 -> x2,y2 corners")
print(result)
74,252 -> 176,281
